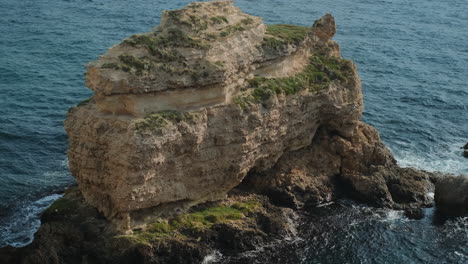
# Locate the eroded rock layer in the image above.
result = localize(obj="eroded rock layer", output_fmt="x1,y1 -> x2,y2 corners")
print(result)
65,1 -> 432,231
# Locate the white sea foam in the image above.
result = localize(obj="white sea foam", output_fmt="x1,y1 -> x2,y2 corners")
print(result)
201,250 -> 223,264
0,193 -> 62,248
373,209 -> 406,223
393,149 -> 467,176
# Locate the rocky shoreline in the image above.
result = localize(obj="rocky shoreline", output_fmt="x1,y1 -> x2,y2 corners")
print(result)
1,1 -> 466,263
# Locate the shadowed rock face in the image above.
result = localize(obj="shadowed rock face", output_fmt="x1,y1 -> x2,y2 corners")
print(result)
435,175 -> 468,216
64,0 -> 433,232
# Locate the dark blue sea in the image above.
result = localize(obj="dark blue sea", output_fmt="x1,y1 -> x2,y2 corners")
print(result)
0,0 -> 466,263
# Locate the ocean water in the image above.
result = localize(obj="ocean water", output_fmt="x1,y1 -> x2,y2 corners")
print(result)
0,0 -> 466,261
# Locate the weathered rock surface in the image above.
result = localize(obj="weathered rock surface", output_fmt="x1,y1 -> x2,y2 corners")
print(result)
65,0 -> 366,230
0,1 -> 450,263
240,122 -> 432,210
0,188 -> 298,264
435,175 -> 468,216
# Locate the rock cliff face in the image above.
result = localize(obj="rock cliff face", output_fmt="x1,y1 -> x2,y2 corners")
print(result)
64,0 -> 431,231
0,1 -> 445,263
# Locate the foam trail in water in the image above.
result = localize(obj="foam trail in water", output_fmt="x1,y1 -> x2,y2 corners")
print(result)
393,149 -> 467,175
201,251 -> 223,264
0,193 -> 62,248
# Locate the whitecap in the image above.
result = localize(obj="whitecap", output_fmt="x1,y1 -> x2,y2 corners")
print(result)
0,193 -> 62,248
201,250 -> 223,264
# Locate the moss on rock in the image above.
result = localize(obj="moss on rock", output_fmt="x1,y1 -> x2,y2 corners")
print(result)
234,55 -> 354,109
42,197 -> 79,221
262,24 -> 309,49
134,111 -> 196,134
119,200 -> 261,246
210,16 -> 228,24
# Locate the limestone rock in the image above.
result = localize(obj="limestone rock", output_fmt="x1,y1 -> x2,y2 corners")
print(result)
0,188 -> 298,264
311,13 -> 336,41
242,122 -> 432,209
435,175 -> 468,216
64,0 -> 434,231
65,0 -> 364,230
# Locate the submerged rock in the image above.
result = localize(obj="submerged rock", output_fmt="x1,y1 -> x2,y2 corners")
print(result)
435,175 -> 468,216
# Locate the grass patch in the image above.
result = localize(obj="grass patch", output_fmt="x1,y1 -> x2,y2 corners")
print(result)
234,55 -> 353,109
220,23 -> 246,38
262,24 -> 309,49
120,200 -> 261,246
42,197 -> 79,220
101,63 -> 120,70
118,54 -> 152,76
135,111 -> 195,134
241,17 -> 254,25
214,61 -> 225,68
210,16 -> 228,24
166,10 -> 208,32
123,29 -> 209,59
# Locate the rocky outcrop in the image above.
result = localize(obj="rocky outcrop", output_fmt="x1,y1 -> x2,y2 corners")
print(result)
435,175 -> 468,216
0,1 -> 446,262
463,143 -> 468,158
61,0 -> 439,233
0,188 -> 298,264
65,0 -> 365,231
240,122 -> 431,210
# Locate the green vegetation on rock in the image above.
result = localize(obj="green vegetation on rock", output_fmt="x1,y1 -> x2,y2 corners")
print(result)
166,10 -> 209,33
262,24 -> 309,49
135,111 -> 196,134
119,200 -> 261,246
42,197 -> 79,220
100,54 -> 152,76
118,54 -> 151,75
101,63 -> 120,70
241,17 -> 254,25
210,16 -> 228,24
234,55 -> 354,109
123,29 -> 209,57
220,23 -> 247,37
77,97 -> 92,107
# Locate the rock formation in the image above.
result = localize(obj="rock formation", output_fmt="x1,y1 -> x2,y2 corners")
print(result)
0,1 -> 448,263
64,0 -> 431,231
435,175 -> 468,216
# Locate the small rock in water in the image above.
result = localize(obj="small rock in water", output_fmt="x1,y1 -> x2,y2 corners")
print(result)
435,175 -> 468,216
404,208 -> 424,220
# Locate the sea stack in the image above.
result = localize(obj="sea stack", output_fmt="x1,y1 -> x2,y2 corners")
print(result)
64,0 -> 432,231
0,1 -> 445,262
